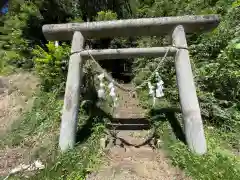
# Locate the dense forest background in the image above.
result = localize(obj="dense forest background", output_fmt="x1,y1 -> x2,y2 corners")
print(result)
1,0 -> 239,131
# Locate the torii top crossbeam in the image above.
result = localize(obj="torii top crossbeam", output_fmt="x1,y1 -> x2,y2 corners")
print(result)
42,15 -> 219,40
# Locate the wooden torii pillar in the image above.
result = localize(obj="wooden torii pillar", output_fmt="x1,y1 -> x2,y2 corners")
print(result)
42,15 -> 219,155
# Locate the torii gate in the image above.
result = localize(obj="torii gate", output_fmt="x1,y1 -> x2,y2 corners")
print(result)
42,15 -> 219,155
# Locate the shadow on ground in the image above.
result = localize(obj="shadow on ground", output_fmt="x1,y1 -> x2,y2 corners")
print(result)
75,68 -> 134,144
76,106 -> 187,146
149,108 -> 186,144
75,70 -> 112,144
75,70 -> 186,145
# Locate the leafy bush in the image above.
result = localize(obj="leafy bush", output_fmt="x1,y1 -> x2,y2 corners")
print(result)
158,122 -> 240,180
33,42 -> 70,92
95,10 -> 118,21
0,2 -> 42,69
192,4 -> 240,130
132,0 -> 240,132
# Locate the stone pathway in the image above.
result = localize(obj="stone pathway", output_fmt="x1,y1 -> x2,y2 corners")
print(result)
87,84 -> 189,180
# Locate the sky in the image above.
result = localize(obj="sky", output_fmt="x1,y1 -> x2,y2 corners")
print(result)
1,1 -> 8,15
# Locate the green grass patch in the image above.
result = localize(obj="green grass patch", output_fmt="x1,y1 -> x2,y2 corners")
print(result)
31,124 -> 105,180
0,91 -> 62,148
136,83 -> 240,180
157,122 -> 240,180
0,90 -> 106,180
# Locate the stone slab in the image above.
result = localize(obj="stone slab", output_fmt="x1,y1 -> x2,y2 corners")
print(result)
42,15 -> 220,40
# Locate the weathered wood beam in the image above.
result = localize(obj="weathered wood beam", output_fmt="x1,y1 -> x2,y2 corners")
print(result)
172,25 -> 207,155
42,15 -> 219,40
80,47 -> 177,60
59,31 -> 85,152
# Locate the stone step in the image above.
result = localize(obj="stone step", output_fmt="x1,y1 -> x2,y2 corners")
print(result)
108,146 -> 155,160
106,123 -> 150,130
115,113 -> 145,117
114,115 -> 145,119
116,136 -> 152,146
116,109 -> 143,112
111,118 -> 149,124
117,130 -> 153,144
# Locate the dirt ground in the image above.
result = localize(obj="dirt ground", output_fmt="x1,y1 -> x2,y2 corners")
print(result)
87,145 -> 188,180
87,84 -> 190,180
0,78 -> 189,179
0,72 -> 39,177
0,72 -> 39,135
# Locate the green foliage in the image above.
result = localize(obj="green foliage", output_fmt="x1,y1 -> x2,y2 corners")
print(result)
0,1 -> 42,69
158,122 -> 240,180
133,1 -> 240,179
68,17 -> 84,23
78,0 -> 132,21
1,90 -> 63,147
232,0 -> 240,8
0,89 -> 105,180
95,10 -> 118,21
192,4 -> 240,130
133,0 -> 240,132
0,0 -> 127,73
33,42 -> 70,92
32,124 -> 105,180
1,0 -> 240,179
